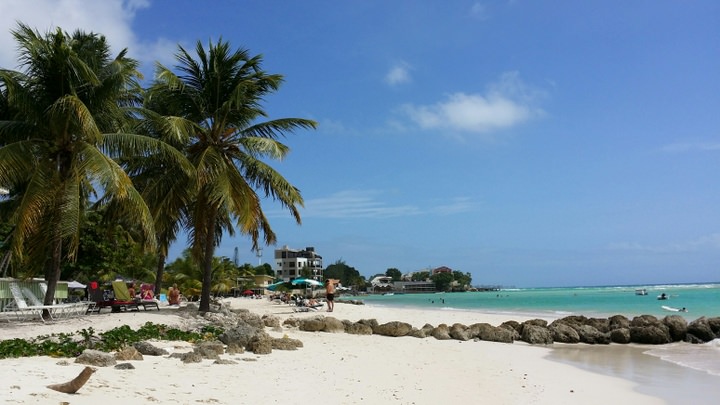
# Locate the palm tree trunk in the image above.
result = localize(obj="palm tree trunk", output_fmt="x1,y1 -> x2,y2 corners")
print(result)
199,207 -> 218,312
154,252 -> 166,297
43,236 -> 63,319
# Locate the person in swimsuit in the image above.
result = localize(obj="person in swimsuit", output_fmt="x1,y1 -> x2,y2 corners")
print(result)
325,278 -> 339,312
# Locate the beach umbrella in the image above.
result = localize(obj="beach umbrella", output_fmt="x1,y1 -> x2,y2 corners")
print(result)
67,281 -> 86,289
291,278 -> 324,287
242,289 -> 254,295
266,281 -> 286,291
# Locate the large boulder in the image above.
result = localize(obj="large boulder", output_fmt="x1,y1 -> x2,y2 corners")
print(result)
686,317 -> 716,343
344,321 -> 373,335
610,328 -> 631,344
271,336 -> 303,350
470,323 -> 514,343
323,317 -> 346,333
115,347 -> 143,361
432,324 -> 452,340
409,324 -> 435,338
707,317 -> 720,336
586,318 -> 610,333
262,314 -> 280,328
218,322 -> 270,348
629,315 -> 671,344
549,323 -> 580,344
498,322 -> 521,341
246,335 -> 273,354
76,349 -> 117,367
662,315 -> 688,342
575,325 -> 610,344
133,341 -> 169,356
298,317 -> 326,332
630,325 -> 671,344
194,341 -> 225,359
521,324 -> 553,345
449,323 -> 471,341
608,315 -> 630,330
374,321 -> 413,337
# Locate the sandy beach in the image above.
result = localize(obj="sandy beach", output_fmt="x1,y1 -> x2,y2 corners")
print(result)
1,297 -> 712,404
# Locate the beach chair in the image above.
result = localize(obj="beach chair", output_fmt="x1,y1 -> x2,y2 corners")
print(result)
38,281 -> 90,317
5,282 -> 51,322
110,281 -> 140,311
20,286 -> 74,320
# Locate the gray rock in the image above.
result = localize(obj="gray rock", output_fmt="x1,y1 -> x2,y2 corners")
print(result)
219,322 -> 269,348
133,341 -> 168,356
76,349 -> 117,367
550,323 -> 580,344
449,323 -> 471,341
271,336 -> 303,350
374,321 -> 413,337
575,325 -> 610,344
323,317 -> 346,333
180,351 -> 203,363
247,335 -> 273,354
283,318 -> 299,328
115,347 -> 143,361
608,315 -> 630,330
226,343 -> 244,354
262,314 -> 280,328
345,322 -> 373,335
432,324 -> 452,340
610,328 -> 631,344
630,325 -> 671,344
114,362 -> 135,370
298,317 -> 326,332
471,323 -> 514,343
521,324 -> 553,345
195,341 -> 225,358
662,315 -> 688,342
358,319 -> 379,333
687,317 -> 716,342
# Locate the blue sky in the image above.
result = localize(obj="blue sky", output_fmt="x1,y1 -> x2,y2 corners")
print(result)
1,1 -> 719,287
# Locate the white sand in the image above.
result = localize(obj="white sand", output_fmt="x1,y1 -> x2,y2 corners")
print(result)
0,298 -> 666,405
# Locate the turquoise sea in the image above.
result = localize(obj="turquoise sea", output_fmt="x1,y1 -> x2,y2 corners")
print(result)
347,282 -> 720,391
350,282 -> 720,319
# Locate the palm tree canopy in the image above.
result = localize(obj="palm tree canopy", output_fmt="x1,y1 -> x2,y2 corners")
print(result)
147,38 -> 316,253
146,38 -> 316,311
0,24 -> 189,309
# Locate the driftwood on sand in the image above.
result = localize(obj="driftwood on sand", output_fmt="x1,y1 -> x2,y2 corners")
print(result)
46,366 -> 96,394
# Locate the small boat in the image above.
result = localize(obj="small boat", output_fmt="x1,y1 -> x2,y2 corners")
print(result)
662,305 -> 687,312
635,289 -> 647,296
657,293 -> 668,300
382,292 -> 394,296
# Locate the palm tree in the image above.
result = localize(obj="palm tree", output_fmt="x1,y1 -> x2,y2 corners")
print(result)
147,39 -> 316,312
0,24 -> 186,314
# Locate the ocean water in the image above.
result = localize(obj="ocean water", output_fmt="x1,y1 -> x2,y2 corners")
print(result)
347,282 -> 720,380
351,282 -> 720,319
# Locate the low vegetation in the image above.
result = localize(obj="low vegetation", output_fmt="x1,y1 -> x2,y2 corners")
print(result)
0,322 -> 224,359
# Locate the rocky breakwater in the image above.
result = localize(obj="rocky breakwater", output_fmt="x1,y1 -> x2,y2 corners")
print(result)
287,313 -> 720,346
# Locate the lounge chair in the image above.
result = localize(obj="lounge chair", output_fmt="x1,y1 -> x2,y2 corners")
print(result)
38,282 -> 90,317
20,286 -> 73,320
4,282 -> 53,322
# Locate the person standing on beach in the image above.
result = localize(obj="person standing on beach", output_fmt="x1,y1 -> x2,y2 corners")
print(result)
325,278 -> 339,312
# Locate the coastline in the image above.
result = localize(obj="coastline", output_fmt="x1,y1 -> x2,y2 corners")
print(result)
2,298 -> 716,404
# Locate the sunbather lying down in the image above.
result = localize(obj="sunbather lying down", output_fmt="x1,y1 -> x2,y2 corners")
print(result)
292,298 -> 324,312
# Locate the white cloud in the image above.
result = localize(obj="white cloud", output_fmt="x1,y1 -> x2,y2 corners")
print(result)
400,71 -> 543,134
385,62 -> 412,86
303,190 -> 421,219
0,0 -> 174,75
267,190 -> 475,219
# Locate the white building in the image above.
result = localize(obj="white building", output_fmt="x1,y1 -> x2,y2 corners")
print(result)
274,246 -> 323,282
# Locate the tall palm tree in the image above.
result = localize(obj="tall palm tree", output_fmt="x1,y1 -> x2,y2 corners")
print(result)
147,39 -> 316,312
0,24 -> 186,313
